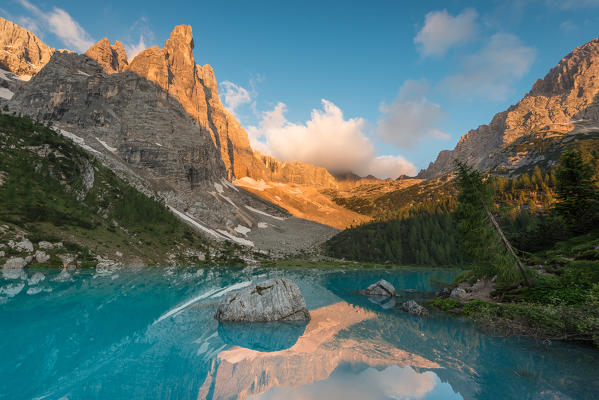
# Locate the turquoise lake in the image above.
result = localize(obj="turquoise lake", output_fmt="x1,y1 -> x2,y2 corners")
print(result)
1,266 -> 599,400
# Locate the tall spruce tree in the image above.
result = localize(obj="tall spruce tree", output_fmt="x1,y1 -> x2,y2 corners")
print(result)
454,161 -> 529,285
555,150 -> 598,233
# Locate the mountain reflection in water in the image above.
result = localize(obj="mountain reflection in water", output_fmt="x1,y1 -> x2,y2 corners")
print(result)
200,302 -> 446,400
1,266 -> 598,400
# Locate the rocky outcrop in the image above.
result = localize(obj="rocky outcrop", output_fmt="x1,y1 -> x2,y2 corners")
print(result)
214,278 -> 310,322
360,279 -> 396,297
127,25 -> 259,180
251,152 -> 338,187
0,17 -> 54,77
85,38 -> 128,74
419,37 -> 599,179
2,257 -> 28,280
401,300 -> 429,316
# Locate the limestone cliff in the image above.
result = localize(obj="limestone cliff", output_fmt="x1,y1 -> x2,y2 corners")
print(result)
126,25 -> 260,180
419,37 -> 599,179
5,30 -> 337,252
85,38 -> 128,74
0,17 -> 54,77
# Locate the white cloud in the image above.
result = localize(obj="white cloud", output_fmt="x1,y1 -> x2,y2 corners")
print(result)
414,8 -> 478,57
378,79 -> 449,148
440,33 -> 535,100
124,17 -> 154,61
248,100 -> 416,179
220,81 -> 252,116
124,35 -> 147,60
17,0 -> 94,52
254,365 -> 439,400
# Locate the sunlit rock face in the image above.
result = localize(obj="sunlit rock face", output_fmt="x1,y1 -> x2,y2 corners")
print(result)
198,302 -> 440,400
85,38 -> 128,74
419,37 -> 599,179
0,17 -> 55,78
127,25 -> 263,181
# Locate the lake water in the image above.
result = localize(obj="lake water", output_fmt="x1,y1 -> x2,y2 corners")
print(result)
1,266 -> 598,400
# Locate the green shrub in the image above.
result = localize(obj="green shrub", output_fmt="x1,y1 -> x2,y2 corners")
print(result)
431,297 -> 461,311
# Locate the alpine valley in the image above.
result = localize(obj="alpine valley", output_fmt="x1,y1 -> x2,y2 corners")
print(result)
2,7 -> 599,400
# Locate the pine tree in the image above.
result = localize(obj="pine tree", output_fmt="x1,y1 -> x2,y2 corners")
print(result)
555,150 -> 599,233
454,161 -> 529,285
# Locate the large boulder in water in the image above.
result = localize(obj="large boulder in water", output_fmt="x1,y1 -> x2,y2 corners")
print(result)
214,278 -> 310,322
360,279 -> 396,297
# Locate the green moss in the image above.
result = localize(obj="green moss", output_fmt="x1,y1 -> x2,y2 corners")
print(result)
431,297 -> 461,311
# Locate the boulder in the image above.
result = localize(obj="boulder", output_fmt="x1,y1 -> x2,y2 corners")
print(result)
34,250 -> 50,264
361,279 -> 396,297
0,250 -> 4,258
450,287 -> 468,300
214,278 -> 310,322
401,300 -> 429,316
38,241 -> 54,250
2,257 -> 28,280
15,239 -> 33,253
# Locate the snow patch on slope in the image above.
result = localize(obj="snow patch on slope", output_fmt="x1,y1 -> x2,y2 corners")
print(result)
0,88 -> 14,100
168,206 -> 222,239
245,205 -> 286,221
53,128 -> 101,154
216,229 -> 254,247
96,137 -> 117,153
234,225 -> 251,236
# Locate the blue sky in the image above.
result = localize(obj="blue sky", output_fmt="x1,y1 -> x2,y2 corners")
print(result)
2,0 -> 599,178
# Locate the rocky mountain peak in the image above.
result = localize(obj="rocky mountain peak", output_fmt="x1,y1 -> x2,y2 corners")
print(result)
529,37 -> 599,98
0,17 -> 54,77
165,24 -> 194,53
85,37 -> 128,74
419,37 -> 599,180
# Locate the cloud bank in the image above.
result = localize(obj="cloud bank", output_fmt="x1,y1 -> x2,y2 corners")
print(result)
414,9 -> 478,57
18,0 -> 94,52
440,33 -> 536,100
378,80 -> 449,147
248,100 -> 416,179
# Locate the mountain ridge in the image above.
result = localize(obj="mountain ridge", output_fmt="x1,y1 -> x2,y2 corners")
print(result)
419,36 -> 599,179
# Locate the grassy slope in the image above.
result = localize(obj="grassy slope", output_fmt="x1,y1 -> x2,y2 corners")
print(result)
0,113 -> 245,266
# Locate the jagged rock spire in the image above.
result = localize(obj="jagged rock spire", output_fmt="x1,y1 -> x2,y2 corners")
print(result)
85,37 -> 128,74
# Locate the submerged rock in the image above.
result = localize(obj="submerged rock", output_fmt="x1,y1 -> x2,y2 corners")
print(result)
218,321 -> 307,352
214,278 -> 310,322
401,300 -> 429,316
368,295 -> 396,310
361,279 -> 396,297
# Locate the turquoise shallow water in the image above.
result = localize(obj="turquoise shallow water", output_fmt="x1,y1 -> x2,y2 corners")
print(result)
1,266 -> 599,400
